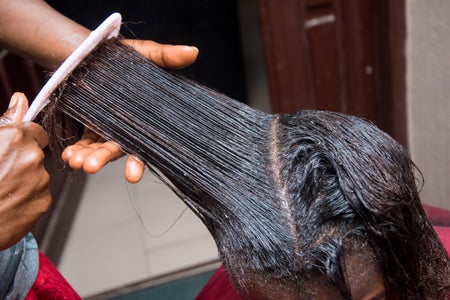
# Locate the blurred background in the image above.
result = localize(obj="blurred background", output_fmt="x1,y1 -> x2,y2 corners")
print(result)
1,0 -> 449,298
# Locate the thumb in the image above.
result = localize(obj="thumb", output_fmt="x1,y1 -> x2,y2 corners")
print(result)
1,92 -> 29,124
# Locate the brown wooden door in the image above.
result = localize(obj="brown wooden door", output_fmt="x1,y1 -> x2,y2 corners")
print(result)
258,0 -> 406,146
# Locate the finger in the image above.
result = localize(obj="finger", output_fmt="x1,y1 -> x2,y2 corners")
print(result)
66,146 -> 96,169
64,141 -> 115,170
62,144 -> 85,162
1,92 -> 29,124
125,155 -> 145,183
81,141 -> 123,174
61,131 -> 102,161
78,129 -> 103,146
123,39 -> 199,68
21,122 -> 49,149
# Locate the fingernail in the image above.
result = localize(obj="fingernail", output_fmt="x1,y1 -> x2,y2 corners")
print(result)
183,46 -> 199,54
190,46 -> 199,54
8,94 -> 19,109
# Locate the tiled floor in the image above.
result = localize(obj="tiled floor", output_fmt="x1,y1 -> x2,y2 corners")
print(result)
58,158 -> 219,297
58,1 -> 271,297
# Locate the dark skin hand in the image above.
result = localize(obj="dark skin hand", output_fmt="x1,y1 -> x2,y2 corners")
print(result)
0,44 -> 197,249
0,0 -> 198,183
0,92 -> 51,250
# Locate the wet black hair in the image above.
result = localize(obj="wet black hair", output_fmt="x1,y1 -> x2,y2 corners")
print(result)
43,38 -> 449,299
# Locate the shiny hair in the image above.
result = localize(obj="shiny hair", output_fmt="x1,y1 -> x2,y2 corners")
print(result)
43,38 -> 449,299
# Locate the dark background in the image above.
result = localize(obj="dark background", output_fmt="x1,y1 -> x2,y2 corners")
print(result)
45,0 -> 248,103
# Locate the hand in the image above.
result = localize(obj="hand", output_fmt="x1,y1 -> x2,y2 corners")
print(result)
62,40 -> 199,183
0,92 -> 51,250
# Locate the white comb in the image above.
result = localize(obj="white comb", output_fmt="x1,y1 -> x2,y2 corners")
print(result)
23,12 -> 122,122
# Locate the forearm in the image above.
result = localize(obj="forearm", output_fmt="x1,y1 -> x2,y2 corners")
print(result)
0,0 -> 90,70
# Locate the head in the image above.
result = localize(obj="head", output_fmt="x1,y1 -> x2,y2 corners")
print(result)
44,39 -> 449,299
212,110 -> 449,299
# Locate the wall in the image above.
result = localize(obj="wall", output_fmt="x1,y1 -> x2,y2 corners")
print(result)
407,0 -> 450,209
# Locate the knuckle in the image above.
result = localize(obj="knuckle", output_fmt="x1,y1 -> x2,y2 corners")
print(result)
2,127 -> 24,144
34,182 -> 52,215
39,193 -> 52,215
26,147 -> 46,165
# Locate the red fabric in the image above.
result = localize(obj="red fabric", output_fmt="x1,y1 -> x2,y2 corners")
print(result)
197,225 -> 450,299
196,266 -> 241,300
423,205 -> 450,227
24,251 -> 81,300
435,226 -> 450,255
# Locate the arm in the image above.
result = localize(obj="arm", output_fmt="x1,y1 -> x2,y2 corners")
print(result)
0,0 -> 199,182
0,0 -> 89,70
